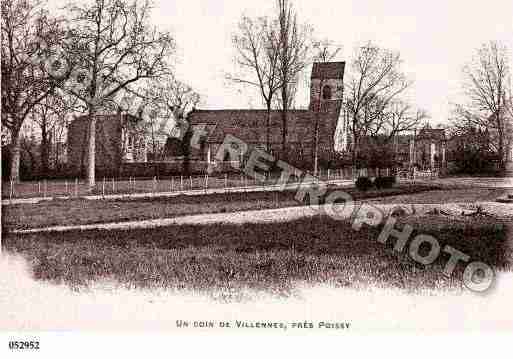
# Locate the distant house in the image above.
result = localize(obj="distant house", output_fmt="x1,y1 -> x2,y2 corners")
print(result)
67,112 -> 147,176
187,62 -> 347,168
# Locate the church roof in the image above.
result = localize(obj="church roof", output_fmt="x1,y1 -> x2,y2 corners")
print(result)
188,109 -> 337,144
311,62 -> 345,79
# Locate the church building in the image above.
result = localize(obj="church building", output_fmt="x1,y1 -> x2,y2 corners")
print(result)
187,62 -> 347,168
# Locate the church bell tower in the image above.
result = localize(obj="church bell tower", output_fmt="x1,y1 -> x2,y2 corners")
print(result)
309,62 -> 345,114
308,62 -> 348,152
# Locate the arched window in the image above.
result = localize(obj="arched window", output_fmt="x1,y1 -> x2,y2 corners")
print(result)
322,85 -> 332,100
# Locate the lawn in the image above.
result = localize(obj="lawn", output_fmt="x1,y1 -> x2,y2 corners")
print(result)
1,170 -> 351,199
365,188 -> 508,204
3,215 -> 509,299
2,184 -> 441,231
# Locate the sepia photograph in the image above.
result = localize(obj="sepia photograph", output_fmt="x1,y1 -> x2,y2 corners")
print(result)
1,0 -> 512,355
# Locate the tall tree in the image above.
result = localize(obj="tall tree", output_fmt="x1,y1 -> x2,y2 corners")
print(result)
152,76 -> 201,131
344,42 -> 410,164
115,77 -> 200,163
457,41 -> 511,171
31,89 -> 80,176
1,0 -> 61,181
312,38 -> 342,63
275,0 -> 311,159
228,15 -> 282,153
62,0 -> 174,189
154,77 -> 201,173
365,99 -> 428,142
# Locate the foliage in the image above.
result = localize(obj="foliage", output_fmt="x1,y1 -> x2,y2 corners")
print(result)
374,176 -> 396,189
355,176 -> 373,191
448,125 -> 499,175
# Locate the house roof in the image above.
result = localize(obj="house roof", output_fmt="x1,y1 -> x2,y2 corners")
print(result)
311,62 -> 345,79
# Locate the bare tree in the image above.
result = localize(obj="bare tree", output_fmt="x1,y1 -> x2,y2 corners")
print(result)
370,100 -> 428,142
344,42 -> 410,164
153,76 -> 201,126
115,77 -> 200,161
31,89 -> 79,175
312,38 -> 342,63
1,0 -> 61,181
62,0 -> 174,189
228,15 -> 282,152
456,41 -> 511,171
153,77 -> 201,172
275,0 -> 311,159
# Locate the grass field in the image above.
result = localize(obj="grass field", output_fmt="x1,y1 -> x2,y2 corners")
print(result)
3,214 -> 509,299
2,184 -> 441,231
1,170 -> 352,199
366,188 -> 508,204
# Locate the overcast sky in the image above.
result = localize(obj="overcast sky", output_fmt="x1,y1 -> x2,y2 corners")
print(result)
149,0 -> 513,126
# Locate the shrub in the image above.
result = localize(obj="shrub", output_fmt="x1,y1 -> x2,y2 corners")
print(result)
355,176 -> 373,191
374,176 -> 396,189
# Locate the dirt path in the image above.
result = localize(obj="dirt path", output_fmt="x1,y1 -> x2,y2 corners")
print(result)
10,201 -> 512,234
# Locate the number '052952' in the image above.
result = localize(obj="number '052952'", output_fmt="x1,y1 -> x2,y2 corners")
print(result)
9,341 -> 40,350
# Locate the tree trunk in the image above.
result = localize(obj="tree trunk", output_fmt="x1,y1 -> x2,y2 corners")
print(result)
313,115 -> 320,176
281,86 -> 288,161
10,129 -> 22,183
313,79 -> 324,176
40,118 -> 49,177
498,127 -> 505,171
351,117 -> 359,168
87,108 -> 97,190
266,104 -> 271,153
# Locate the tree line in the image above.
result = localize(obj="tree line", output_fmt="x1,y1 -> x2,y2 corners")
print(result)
228,0 -> 429,173
2,0 -> 199,186
451,41 -> 512,174
3,0 -> 510,187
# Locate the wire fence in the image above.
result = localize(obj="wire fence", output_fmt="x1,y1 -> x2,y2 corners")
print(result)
1,167 -> 439,200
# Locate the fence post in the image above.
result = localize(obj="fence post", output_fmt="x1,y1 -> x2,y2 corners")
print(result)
180,176 -> 183,192
189,175 -> 193,191
112,178 -> 115,193
10,180 -> 13,200
38,181 -> 41,196
224,173 -> 228,191
75,178 -> 78,197
171,176 -> 174,192
65,179 -> 68,195
205,174 -> 208,193
102,178 -> 105,197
